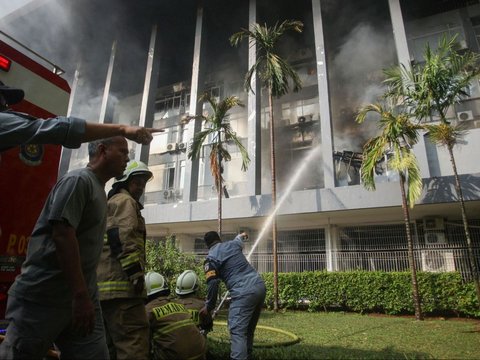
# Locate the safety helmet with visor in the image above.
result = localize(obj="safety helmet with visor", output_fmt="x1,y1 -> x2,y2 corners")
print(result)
114,160 -> 153,185
145,271 -> 168,296
175,270 -> 199,295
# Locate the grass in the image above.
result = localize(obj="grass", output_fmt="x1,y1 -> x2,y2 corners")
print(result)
206,310 -> 480,359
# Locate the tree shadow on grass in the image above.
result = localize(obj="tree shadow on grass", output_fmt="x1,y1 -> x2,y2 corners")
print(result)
207,342 -> 431,360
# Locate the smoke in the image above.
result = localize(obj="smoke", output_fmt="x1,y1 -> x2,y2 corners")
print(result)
330,22 -> 396,152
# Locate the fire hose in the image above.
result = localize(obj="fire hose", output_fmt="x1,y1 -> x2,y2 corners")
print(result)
207,321 -> 300,348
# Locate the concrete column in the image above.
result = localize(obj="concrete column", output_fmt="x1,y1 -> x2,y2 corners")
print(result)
388,0 -> 431,178
183,1 -> 206,202
325,224 -> 339,272
176,234 -> 195,253
246,0 -> 262,196
99,40 -> 117,124
312,0 -> 335,189
388,0 -> 411,68
134,24 -> 161,164
460,7 -> 479,53
57,68 -> 80,178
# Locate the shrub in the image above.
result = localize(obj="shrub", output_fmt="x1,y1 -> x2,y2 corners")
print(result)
146,236 -> 206,296
262,271 -> 479,317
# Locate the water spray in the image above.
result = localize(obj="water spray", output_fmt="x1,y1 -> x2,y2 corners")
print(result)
213,145 -> 322,317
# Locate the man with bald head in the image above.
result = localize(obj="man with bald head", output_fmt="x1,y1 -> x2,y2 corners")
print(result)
0,136 -> 129,360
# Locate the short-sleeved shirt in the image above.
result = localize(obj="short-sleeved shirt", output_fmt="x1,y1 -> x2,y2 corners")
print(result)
9,167 -> 107,306
0,110 -> 86,149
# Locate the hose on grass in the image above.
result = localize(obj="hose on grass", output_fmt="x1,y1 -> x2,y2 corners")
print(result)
208,321 -> 300,348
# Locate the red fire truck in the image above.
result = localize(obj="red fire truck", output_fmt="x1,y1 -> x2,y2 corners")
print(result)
0,33 -> 70,320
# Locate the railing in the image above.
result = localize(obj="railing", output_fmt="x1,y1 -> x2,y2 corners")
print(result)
248,253 -> 326,273
187,222 -> 480,278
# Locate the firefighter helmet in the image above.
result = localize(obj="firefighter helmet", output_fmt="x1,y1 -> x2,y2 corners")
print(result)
175,270 -> 199,295
113,160 -> 153,185
145,271 -> 168,296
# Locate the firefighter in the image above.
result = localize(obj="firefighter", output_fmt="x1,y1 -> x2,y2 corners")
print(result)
0,80 -> 162,150
96,160 -> 153,360
174,270 -> 212,333
145,271 -> 206,360
200,231 -> 266,360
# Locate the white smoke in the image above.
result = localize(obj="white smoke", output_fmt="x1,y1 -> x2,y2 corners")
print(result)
331,23 -> 396,152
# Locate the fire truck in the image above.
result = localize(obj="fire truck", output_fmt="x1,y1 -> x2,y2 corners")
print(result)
0,32 -> 71,320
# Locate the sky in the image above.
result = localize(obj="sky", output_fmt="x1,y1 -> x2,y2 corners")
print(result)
0,0 -> 36,19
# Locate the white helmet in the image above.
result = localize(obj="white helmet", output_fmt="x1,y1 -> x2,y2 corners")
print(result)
175,270 -> 199,295
113,160 -> 153,185
145,271 -> 168,296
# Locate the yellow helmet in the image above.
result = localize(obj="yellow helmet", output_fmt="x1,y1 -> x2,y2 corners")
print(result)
113,160 -> 153,185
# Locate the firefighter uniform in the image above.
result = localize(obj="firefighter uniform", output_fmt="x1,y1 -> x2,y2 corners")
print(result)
97,188 -> 149,360
175,296 -> 205,328
146,296 -> 206,360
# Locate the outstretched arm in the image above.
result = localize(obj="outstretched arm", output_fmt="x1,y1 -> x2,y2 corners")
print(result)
83,122 -> 164,145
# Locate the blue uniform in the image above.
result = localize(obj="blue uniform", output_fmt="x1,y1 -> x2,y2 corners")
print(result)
0,110 -> 86,150
204,235 -> 266,360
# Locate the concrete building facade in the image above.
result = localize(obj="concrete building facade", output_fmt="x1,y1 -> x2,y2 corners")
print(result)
3,0 -> 480,273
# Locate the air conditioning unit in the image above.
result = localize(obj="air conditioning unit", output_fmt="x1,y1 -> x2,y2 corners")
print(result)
421,250 -> 455,272
457,110 -> 474,121
177,142 -> 187,151
297,114 -> 313,123
423,217 -> 445,231
424,231 -> 447,245
163,189 -> 176,199
166,142 -> 177,152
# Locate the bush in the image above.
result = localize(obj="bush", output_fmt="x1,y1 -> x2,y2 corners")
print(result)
146,236 -> 206,296
261,271 -> 480,317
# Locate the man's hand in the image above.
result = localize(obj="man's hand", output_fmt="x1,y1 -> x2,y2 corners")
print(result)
199,306 -> 213,333
239,231 -> 249,241
123,126 -> 164,145
72,290 -> 95,337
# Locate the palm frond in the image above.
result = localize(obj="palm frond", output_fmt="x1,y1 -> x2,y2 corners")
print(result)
188,128 -> 212,160
389,149 -> 422,207
424,122 -> 466,148
360,136 -> 387,191
231,20 -> 304,97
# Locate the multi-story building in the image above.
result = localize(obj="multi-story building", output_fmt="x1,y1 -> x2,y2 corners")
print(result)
3,0 -> 480,274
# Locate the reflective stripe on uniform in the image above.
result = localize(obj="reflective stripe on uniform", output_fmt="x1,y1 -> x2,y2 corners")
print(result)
98,281 -> 131,292
119,252 -> 141,268
152,318 -> 195,336
188,309 -> 200,325
152,302 -> 188,320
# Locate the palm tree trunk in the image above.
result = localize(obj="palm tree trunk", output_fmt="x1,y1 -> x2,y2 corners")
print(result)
399,173 -> 423,320
447,144 -> 480,305
268,87 -> 279,312
217,148 -> 222,236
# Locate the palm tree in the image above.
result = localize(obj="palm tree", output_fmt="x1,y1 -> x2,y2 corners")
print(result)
357,101 -> 424,320
384,36 -> 480,305
188,92 -> 250,235
230,20 -> 303,311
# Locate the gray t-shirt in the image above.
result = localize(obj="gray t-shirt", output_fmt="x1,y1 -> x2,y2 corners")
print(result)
0,110 -> 86,149
9,168 -> 107,306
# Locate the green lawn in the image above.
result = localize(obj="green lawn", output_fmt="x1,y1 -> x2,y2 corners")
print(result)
207,311 -> 480,359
